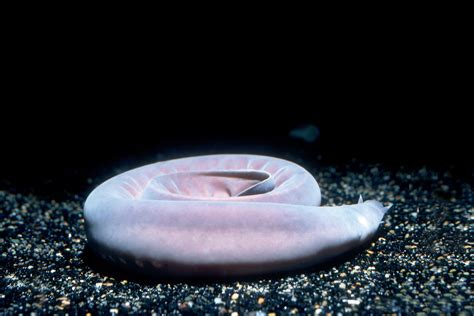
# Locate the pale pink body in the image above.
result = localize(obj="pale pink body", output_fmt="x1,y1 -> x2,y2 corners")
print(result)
84,155 -> 388,277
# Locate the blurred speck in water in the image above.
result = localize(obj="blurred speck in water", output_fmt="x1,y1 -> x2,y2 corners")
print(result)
289,124 -> 320,143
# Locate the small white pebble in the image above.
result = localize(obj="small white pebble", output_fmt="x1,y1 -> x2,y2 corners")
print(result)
214,297 -> 222,304
339,283 -> 346,289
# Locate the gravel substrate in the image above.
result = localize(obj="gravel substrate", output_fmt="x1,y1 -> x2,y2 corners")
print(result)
1,160 -> 472,315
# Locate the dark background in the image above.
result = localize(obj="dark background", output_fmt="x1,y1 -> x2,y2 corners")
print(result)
1,97 -> 470,198
1,36 -> 471,197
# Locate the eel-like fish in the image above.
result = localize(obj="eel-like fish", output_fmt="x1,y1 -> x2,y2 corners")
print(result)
84,154 -> 390,277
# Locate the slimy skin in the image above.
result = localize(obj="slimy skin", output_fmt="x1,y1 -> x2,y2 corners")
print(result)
84,155 -> 389,277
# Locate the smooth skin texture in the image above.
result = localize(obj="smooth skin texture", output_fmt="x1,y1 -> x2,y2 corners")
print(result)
84,155 -> 389,277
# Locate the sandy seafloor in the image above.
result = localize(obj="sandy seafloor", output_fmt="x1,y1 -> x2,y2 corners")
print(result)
1,156 -> 472,315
